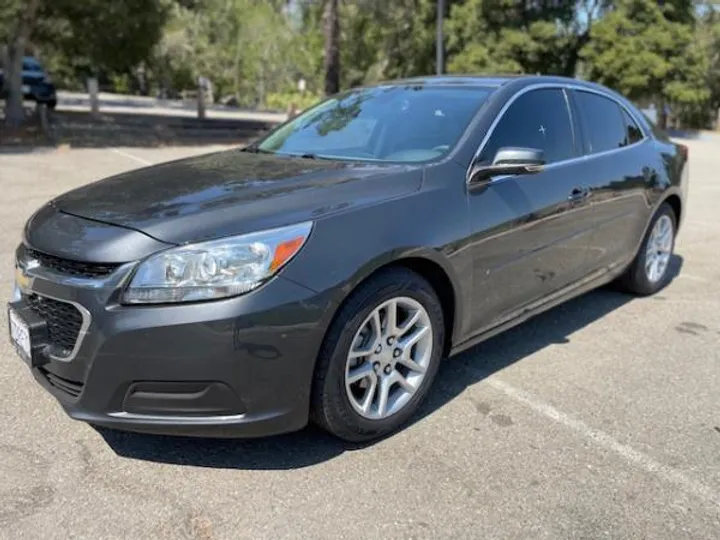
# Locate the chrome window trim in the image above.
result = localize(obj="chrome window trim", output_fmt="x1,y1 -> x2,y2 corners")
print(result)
466,82 -> 650,184
561,87 -> 580,157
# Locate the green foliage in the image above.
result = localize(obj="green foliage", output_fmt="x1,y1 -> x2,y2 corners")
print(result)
4,0 -> 720,128
153,0 -> 318,106
446,0 -> 579,75
581,0 -> 709,126
265,91 -> 323,111
326,0 -> 440,87
0,0 -> 22,44
33,0 -> 168,87
690,6 -> 720,126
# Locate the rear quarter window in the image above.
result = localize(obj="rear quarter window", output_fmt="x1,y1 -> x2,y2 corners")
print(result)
574,91 -> 629,154
621,109 -> 644,145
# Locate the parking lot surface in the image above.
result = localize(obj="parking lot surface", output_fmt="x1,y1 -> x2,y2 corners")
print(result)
1,140 -> 718,540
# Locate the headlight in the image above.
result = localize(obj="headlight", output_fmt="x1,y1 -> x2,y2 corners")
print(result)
122,221 -> 313,304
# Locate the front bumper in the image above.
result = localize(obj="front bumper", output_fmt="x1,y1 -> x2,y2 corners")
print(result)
10,246 -> 332,438
23,81 -> 56,103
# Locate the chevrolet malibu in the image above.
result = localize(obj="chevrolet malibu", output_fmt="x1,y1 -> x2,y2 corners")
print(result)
8,76 -> 688,442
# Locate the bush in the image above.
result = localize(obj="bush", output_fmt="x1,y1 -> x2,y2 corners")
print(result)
264,91 -> 323,112
109,73 -> 132,94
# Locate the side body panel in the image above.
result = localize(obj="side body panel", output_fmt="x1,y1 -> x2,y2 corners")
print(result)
466,161 -> 596,332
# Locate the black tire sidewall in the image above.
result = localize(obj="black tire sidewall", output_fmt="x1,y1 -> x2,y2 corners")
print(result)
314,269 -> 445,441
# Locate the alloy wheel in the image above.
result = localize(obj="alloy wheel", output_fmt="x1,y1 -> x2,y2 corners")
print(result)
645,214 -> 674,283
344,297 -> 433,420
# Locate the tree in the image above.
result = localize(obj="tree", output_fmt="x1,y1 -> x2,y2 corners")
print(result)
444,0 -> 613,77
34,0 -> 168,92
323,0 -> 340,95
691,6 -> 720,127
154,0 -> 317,106
581,0 -> 709,128
2,0 -> 40,126
333,0 -> 444,87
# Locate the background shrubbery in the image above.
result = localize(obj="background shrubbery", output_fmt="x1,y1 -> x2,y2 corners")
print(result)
4,0 -> 720,127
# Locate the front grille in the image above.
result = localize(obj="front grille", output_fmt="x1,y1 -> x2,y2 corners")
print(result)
25,247 -> 120,279
26,294 -> 83,356
38,368 -> 84,398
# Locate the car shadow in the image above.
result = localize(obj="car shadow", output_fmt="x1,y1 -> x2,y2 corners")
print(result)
97,255 -> 684,470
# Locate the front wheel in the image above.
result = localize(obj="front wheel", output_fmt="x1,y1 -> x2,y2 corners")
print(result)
619,202 -> 677,295
311,268 -> 445,442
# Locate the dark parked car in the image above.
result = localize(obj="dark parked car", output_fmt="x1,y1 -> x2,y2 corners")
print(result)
8,76 -> 688,442
0,56 -> 57,109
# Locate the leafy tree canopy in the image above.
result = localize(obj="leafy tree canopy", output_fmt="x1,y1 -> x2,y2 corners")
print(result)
581,0 -> 709,116
3,0 -> 720,128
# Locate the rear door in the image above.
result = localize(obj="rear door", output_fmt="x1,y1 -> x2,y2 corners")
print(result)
467,87 -> 597,333
569,90 -> 655,273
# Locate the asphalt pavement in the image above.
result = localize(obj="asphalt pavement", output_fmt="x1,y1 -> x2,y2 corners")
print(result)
0,140 -> 718,540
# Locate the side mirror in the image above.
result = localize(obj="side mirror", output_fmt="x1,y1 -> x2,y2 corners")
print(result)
468,147 -> 545,184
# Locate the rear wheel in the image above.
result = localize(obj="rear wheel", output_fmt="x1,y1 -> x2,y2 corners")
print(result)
619,203 -> 676,295
311,268 -> 445,442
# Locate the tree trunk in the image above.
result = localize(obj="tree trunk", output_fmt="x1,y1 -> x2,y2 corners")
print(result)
4,0 -> 40,126
323,0 -> 340,96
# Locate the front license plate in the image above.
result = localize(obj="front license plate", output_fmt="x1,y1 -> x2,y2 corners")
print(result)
8,307 -> 31,362
21,85 -> 30,94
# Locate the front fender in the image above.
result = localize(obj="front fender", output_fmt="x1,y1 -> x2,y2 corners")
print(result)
281,184 -> 472,347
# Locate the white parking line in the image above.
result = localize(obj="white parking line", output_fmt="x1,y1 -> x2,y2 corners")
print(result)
677,273 -> 711,283
486,377 -> 720,508
683,219 -> 718,228
109,148 -> 153,166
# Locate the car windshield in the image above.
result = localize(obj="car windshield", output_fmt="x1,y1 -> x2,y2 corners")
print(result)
256,85 -> 494,163
22,59 -> 43,72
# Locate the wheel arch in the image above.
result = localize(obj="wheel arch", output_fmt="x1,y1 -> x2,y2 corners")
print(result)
320,250 -> 463,361
662,193 -> 682,230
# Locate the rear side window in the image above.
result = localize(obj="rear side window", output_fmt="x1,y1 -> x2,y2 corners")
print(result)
574,91 -> 629,154
621,109 -> 644,145
481,88 -> 574,164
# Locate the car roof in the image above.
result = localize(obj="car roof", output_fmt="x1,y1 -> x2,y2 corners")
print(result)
385,74 -> 609,93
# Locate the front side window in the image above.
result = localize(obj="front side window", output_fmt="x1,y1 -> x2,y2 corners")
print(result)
575,91 -> 629,154
479,88 -> 575,165
257,85 -> 494,163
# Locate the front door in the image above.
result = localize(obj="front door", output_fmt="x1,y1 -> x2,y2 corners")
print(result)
466,87 -> 597,333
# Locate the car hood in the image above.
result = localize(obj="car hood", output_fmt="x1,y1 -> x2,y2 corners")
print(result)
52,149 -> 423,245
22,72 -> 45,83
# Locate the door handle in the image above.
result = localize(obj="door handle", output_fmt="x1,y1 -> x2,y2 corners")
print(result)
568,186 -> 592,202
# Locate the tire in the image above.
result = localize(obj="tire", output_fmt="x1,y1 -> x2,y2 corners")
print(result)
311,267 -> 445,442
619,202 -> 677,296
46,99 -> 57,110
